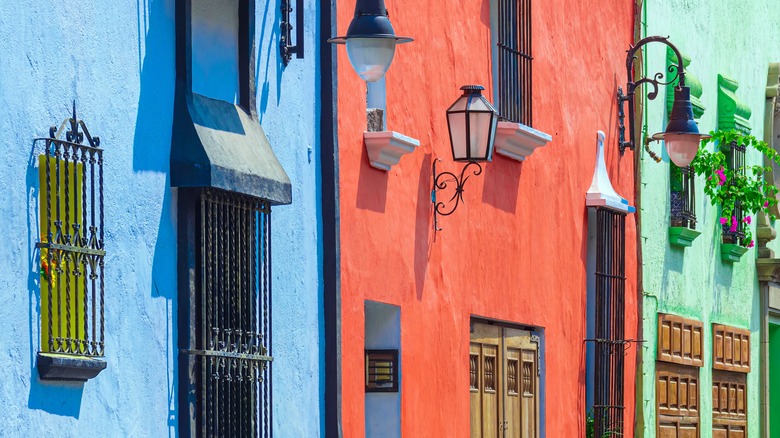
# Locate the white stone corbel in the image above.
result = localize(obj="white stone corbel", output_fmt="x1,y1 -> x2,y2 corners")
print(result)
364,131 -> 420,171
494,121 -> 552,161
585,130 -> 635,214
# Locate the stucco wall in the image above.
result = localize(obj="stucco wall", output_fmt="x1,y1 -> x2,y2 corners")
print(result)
639,1 -> 780,436
0,1 -> 322,436
335,0 -> 636,436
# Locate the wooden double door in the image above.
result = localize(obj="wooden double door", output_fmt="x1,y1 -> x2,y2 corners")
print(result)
470,322 -> 539,438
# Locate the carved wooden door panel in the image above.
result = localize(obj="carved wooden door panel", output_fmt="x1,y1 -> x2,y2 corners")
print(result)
503,327 -> 539,438
471,323 -> 502,437
470,323 -> 539,438
656,362 -> 700,437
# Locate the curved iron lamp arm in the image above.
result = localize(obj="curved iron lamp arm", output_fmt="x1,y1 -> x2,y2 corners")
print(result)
432,159 -> 483,231
617,35 -> 686,154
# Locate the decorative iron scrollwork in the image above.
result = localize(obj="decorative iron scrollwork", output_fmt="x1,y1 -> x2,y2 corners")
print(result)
617,35 -> 686,154
35,102 -> 105,357
431,159 -> 483,231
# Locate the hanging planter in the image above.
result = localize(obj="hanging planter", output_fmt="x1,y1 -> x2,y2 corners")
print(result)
690,129 -> 780,262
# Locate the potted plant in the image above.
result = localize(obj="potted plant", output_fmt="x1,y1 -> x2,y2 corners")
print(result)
689,129 -> 780,261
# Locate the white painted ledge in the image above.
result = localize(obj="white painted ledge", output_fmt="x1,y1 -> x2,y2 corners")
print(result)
364,131 -> 420,171
494,121 -> 552,161
585,130 -> 635,214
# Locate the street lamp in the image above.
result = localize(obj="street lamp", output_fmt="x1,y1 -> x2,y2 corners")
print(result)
327,0 -> 412,82
617,36 -> 710,167
433,85 -> 499,230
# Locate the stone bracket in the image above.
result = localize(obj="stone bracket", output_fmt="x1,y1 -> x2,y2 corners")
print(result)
364,131 -> 420,171
669,226 -> 702,248
721,243 -> 749,263
37,352 -> 107,382
494,121 -> 552,161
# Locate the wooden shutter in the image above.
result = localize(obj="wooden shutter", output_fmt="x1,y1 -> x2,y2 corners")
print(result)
712,325 -> 750,373
711,324 -> 749,437
658,314 -> 704,367
656,362 -> 700,437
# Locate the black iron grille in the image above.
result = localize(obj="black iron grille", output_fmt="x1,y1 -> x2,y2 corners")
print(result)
189,188 -> 272,438
593,208 -> 626,436
496,0 -> 532,126
723,141 -> 746,243
37,106 -> 105,357
670,165 -> 697,229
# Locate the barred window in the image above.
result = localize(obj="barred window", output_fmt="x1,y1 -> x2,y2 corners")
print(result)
36,107 -> 106,381
492,0 -> 532,126
670,165 -> 697,230
722,141 -> 746,244
179,188 -> 272,438
592,208 -> 627,436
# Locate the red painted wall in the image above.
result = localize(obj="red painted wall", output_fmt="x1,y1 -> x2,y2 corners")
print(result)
335,0 -> 637,436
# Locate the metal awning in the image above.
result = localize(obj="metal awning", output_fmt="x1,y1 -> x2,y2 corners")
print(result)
171,91 -> 292,205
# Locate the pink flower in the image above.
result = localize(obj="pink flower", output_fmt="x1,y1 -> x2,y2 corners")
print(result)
715,167 -> 727,186
743,216 -> 751,224
720,217 -> 729,225
749,240 -> 755,248
765,201 -> 771,208
730,216 -> 738,232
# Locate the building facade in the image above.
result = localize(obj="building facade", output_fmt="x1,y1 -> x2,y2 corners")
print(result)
0,0 -> 324,436
636,0 -> 780,436
327,0 -> 637,436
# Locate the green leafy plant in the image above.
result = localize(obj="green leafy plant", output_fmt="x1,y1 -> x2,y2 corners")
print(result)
585,410 -> 621,438
689,129 -> 780,247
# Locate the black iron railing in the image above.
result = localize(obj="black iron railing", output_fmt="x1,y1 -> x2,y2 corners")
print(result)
186,188 -> 272,437
670,165 -> 697,229
36,104 -> 105,357
496,0 -> 532,126
593,208 -> 626,436
722,141 -> 746,244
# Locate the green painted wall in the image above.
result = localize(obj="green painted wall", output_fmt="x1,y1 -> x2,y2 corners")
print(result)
638,0 -> 780,436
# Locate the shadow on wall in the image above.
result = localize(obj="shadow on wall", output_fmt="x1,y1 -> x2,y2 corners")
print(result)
356,146 -> 388,212
481,158 -> 522,213
414,154 -> 433,299
133,0 -> 175,173
136,0 -> 179,435
25,138 -> 85,418
255,0 -> 284,123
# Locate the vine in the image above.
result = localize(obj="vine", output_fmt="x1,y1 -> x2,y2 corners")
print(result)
689,129 -> 780,247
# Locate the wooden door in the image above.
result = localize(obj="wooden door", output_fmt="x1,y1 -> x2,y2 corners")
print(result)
471,323 -> 502,437
503,327 -> 539,438
470,322 -> 539,438
656,362 -> 700,438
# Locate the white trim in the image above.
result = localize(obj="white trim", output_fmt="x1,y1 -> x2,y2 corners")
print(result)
363,131 -> 420,171
494,121 -> 552,161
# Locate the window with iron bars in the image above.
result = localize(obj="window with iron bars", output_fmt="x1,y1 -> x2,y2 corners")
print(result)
179,188 -> 273,438
36,108 -> 105,361
670,164 -> 697,230
492,0 -> 532,126
592,208 -> 627,437
722,141 -> 746,244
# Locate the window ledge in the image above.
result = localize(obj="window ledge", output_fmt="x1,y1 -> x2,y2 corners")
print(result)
364,131 -> 420,171
494,121 -> 552,161
669,227 -> 701,248
721,243 -> 749,263
37,352 -> 106,382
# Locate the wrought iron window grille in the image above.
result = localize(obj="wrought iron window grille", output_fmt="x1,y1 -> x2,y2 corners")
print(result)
180,188 -> 273,438
35,103 -> 106,361
670,165 -> 697,229
495,0 -> 532,126
588,208 -> 633,437
280,0 -> 304,65
722,141 -> 746,244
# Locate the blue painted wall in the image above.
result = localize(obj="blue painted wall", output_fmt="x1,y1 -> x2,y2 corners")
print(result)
0,0 -> 323,436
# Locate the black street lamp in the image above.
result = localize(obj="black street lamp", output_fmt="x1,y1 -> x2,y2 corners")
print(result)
327,0 -> 412,83
617,36 -> 710,167
433,85 -> 499,230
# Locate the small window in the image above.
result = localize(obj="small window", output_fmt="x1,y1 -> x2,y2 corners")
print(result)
36,108 -> 107,381
722,141 -> 747,244
491,0 -> 533,126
